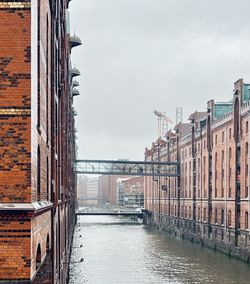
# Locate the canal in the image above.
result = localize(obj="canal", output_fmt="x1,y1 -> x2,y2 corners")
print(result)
69,216 -> 250,284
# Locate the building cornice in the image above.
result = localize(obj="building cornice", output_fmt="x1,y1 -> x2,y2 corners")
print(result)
0,202 -> 53,216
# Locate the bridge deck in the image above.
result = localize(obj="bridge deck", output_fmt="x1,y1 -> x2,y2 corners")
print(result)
75,212 -> 144,216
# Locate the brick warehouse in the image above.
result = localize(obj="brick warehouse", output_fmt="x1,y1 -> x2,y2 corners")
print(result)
145,79 -> 250,262
0,0 -> 80,283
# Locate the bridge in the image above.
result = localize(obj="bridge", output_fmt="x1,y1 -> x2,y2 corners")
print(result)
76,206 -> 145,218
76,211 -> 144,217
74,159 -> 179,177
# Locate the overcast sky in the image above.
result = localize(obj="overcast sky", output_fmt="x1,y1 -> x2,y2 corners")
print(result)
70,0 -> 250,161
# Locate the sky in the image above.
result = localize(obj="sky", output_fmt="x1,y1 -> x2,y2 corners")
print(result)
69,0 -> 250,161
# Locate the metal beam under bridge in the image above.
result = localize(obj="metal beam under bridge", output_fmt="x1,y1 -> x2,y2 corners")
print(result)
74,159 -> 179,177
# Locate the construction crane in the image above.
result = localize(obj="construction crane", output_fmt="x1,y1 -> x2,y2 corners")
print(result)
153,110 -> 173,139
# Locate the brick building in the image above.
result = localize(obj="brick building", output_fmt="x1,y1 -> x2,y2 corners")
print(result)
98,175 -> 119,205
117,176 -> 144,207
98,175 -> 131,205
145,79 -> 250,261
77,176 -> 98,206
0,0 -> 80,283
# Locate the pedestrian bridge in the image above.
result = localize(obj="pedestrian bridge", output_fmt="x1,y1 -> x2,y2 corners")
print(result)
74,159 -> 179,177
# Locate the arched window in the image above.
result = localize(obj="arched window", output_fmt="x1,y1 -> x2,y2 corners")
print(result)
221,209 -> 224,225
46,235 -> 50,253
46,157 -> 49,200
215,208 -> 218,224
36,244 -> 41,270
203,156 -> 206,197
245,142 -> 249,198
246,121 -> 249,134
37,146 -> 41,201
229,147 -> 232,198
204,207 -> 207,222
245,211 -> 248,230
222,131 -> 224,143
37,0 -> 41,128
221,150 -> 225,198
228,210 -> 232,227
229,128 -> 232,140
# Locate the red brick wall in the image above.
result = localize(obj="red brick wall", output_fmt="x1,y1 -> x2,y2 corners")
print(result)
0,211 -> 32,281
0,1 -> 31,203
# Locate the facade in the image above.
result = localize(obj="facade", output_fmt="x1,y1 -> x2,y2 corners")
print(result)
77,175 -> 88,206
98,175 -> 131,205
0,0 -> 80,283
98,175 -> 119,205
145,79 -> 250,261
117,176 -> 144,207
78,176 -> 98,206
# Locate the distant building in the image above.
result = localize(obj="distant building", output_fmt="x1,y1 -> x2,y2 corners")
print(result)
77,176 -> 99,206
86,177 -> 99,205
117,176 -> 144,208
98,175 -> 131,205
77,175 -> 88,206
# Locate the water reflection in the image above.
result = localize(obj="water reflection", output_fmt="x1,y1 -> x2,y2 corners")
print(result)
70,216 -> 250,284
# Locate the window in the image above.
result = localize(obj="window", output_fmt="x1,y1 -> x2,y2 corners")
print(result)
37,146 -> 41,201
221,154 -> 224,196
204,207 -> 207,222
246,142 -> 249,198
222,131 -> 224,143
215,208 -> 218,224
46,14 -> 49,142
229,128 -> 232,140
215,135 -> 217,145
37,0 -> 41,128
221,209 -> 225,225
46,157 -> 49,201
228,210 -> 232,227
198,158 -> 201,198
246,121 -> 249,134
215,152 -> 217,197
245,211 -> 248,229
203,156 -> 206,197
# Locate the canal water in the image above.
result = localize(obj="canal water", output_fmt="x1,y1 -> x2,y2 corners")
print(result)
69,216 -> 250,284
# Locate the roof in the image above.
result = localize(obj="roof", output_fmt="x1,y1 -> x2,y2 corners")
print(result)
188,111 -> 207,122
213,102 -> 233,120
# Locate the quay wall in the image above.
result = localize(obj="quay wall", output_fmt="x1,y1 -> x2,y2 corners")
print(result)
144,212 -> 250,262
